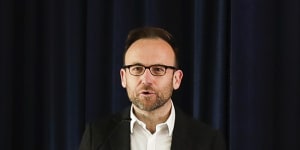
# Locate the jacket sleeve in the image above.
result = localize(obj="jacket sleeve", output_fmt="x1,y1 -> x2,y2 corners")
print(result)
79,124 -> 92,150
212,130 -> 227,150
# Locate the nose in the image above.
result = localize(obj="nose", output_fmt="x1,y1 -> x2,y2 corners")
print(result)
140,68 -> 153,84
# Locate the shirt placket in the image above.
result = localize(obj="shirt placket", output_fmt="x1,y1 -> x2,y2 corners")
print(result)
147,134 -> 156,150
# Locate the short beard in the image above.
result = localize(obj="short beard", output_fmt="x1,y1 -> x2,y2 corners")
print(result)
131,96 -> 169,111
128,85 -> 173,111
127,79 -> 174,111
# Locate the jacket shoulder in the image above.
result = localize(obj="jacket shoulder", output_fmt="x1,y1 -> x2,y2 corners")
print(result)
79,107 -> 131,150
172,106 -> 227,150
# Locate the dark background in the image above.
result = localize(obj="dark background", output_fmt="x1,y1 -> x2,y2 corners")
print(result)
1,0 -> 299,150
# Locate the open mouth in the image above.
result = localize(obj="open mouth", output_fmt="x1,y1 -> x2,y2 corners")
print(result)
140,90 -> 154,95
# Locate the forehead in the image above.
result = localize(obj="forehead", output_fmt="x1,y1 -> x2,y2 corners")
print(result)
125,38 -> 175,66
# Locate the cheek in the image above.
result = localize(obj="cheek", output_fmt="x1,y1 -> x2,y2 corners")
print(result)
122,78 -> 138,89
159,77 -> 174,90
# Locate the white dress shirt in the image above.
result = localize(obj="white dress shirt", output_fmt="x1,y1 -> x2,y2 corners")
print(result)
130,101 -> 176,150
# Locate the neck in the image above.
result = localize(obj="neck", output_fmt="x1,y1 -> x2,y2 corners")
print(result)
133,100 -> 172,133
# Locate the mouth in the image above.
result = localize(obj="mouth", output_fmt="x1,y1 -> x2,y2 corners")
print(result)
140,90 -> 155,95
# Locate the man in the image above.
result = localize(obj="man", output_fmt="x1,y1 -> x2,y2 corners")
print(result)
79,27 -> 226,150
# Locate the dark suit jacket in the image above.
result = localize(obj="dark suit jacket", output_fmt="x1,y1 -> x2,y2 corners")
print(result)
79,106 -> 226,150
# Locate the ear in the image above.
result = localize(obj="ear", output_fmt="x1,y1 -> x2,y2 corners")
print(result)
120,69 -> 127,88
173,70 -> 183,90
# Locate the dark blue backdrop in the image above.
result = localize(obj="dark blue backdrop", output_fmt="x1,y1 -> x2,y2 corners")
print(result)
1,0 -> 299,150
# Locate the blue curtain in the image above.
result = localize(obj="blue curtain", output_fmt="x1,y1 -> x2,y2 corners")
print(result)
1,0 -> 299,150
230,0 -> 300,149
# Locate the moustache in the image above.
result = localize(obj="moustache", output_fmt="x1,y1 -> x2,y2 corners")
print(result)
137,86 -> 155,94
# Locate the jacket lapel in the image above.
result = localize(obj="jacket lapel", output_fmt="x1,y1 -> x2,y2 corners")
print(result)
170,108 -> 190,150
108,121 -> 130,150
108,107 -> 131,150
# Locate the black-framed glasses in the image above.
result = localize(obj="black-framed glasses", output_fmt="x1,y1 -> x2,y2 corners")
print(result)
122,64 -> 177,76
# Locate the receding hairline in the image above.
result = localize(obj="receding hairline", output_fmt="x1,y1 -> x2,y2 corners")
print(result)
123,27 -> 179,67
124,37 -> 177,65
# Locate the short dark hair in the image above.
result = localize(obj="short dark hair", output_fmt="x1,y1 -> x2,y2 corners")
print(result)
123,27 -> 179,67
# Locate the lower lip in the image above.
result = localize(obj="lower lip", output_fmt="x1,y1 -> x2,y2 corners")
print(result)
140,93 -> 154,96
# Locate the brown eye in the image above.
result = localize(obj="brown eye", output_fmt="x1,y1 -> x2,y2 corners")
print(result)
129,65 -> 145,75
150,66 -> 166,75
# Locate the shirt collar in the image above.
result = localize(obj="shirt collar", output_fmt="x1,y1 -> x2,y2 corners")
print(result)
130,100 -> 176,136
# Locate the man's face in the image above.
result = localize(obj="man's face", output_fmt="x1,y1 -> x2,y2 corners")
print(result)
120,38 -> 183,112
